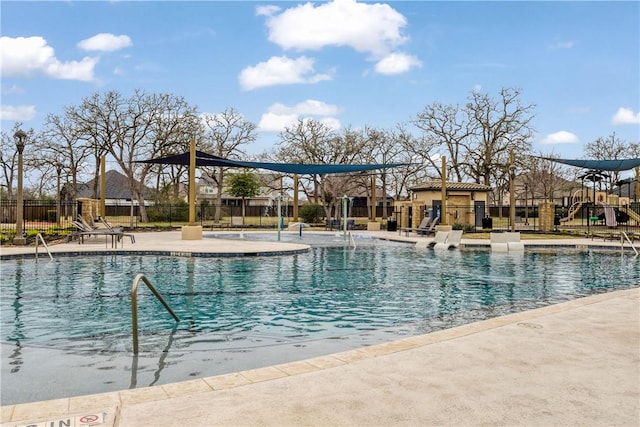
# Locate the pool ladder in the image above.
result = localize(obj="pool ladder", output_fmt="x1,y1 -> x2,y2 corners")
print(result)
131,274 -> 180,354
35,232 -> 53,260
620,232 -> 638,256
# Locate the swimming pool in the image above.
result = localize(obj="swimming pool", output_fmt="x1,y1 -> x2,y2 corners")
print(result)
1,244 -> 638,405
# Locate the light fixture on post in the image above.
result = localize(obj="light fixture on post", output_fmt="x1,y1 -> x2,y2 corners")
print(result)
13,130 -> 27,245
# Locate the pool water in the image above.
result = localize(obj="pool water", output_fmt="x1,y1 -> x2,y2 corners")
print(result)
1,246 -> 638,404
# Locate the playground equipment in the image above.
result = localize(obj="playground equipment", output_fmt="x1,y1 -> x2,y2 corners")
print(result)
561,189 -> 589,222
619,204 -> 640,223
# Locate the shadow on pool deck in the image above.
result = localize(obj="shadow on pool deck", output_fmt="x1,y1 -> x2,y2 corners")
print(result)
1,231 -> 638,426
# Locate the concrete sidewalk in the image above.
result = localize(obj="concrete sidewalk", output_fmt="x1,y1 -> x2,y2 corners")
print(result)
2,287 -> 638,427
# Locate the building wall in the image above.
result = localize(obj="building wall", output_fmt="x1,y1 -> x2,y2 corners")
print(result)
394,189 -> 489,228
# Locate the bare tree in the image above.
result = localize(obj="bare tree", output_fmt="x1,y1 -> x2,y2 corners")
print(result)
275,120 -> 368,219
462,87 -> 535,187
199,107 -> 257,221
412,102 -> 471,182
39,113 -> 92,200
523,152 -> 572,203
584,132 -> 629,190
70,90 -> 198,223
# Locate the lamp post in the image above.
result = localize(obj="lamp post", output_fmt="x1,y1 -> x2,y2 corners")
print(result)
13,130 -> 27,245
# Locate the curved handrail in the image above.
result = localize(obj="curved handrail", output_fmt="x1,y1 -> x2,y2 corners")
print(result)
35,232 -> 53,260
620,232 -> 639,256
131,273 -> 180,354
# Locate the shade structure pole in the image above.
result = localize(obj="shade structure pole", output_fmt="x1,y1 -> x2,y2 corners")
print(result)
293,174 -> 299,222
100,155 -> 106,218
277,194 -> 282,241
343,194 -> 348,239
182,138 -> 202,240
371,173 -> 376,222
509,150 -> 516,232
441,156 -> 447,225
189,138 -> 196,226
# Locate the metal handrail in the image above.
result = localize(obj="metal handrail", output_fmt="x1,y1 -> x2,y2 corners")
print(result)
131,273 -> 180,354
35,232 -> 53,260
348,232 -> 357,250
620,232 -> 638,256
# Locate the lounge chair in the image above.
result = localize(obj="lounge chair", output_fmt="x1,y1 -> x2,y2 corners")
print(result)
433,230 -> 463,250
400,217 -> 431,236
98,216 -> 123,233
490,232 -> 524,252
427,230 -> 449,248
420,216 -> 440,236
70,218 -> 135,247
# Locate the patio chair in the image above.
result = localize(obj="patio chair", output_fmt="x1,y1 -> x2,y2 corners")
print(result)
490,232 -> 523,252
400,217 -> 431,236
419,216 -> 440,236
433,230 -> 463,250
70,218 -> 135,247
98,216 -> 123,233
427,230 -> 449,248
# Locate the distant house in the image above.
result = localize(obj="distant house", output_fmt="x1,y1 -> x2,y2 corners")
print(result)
395,181 -> 492,229
75,170 -> 154,205
196,172 -> 283,210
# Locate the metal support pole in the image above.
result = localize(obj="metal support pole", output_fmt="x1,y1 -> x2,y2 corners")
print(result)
293,174 -> 299,222
277,194 -> 282,241
188,139 -> 196,225
509,150 -> 516,232
343,194 -> 348,239
441,156 -> 447,225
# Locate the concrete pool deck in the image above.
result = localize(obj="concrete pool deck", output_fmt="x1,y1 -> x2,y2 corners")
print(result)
1,231 -> 639,426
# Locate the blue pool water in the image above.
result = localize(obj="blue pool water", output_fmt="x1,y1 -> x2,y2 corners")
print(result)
1,244 -> 638,404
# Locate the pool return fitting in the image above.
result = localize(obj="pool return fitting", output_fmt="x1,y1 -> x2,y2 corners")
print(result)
131,273 -> 180,354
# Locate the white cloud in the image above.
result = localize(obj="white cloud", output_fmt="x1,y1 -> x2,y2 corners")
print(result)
264,0 -> 408,57
238,55 -> 332,90
77,33 -> 132,52
258,112 -> 299,132
1,84 -> 24,95
0,36 -> 97,81
612,107 -> 640,125
472,84 -> 482,93
0,105 -> 37,121
541,131 -> 579,144
374,52 -> 421,75
256,5 -> 280,17
258,100 -> 341,132
550,41 -> 574,50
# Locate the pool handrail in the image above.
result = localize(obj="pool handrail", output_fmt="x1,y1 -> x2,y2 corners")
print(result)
35,232 -> 53,261
131,273 -> 180,354
620,232 -> 638,256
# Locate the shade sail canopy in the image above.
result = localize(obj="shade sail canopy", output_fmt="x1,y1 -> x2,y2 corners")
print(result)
138,151 -> 410,174
539,157 -> 640,172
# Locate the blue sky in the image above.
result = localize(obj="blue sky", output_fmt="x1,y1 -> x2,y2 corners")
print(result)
1,0 -> 639,159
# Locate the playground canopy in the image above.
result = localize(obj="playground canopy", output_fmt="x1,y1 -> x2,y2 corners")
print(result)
138,150 -> 411,174
539,157 -> 640,172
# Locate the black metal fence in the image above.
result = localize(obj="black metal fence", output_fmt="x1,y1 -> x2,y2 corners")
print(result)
1,199 -> 639,238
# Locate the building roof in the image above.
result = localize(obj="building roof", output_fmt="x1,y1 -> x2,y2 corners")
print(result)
76,170 -> 152,200
410,181 -> 492,192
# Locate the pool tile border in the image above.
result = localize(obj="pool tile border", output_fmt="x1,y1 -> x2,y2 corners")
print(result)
0,248 -> 309,261
2,287 -> 637,427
